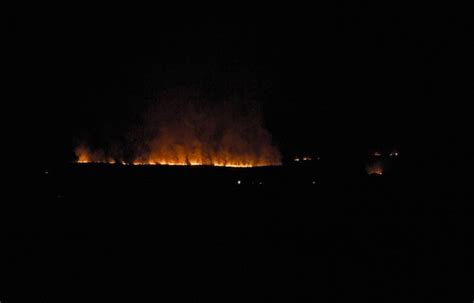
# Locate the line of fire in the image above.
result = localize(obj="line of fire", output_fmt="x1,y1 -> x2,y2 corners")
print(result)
74,144 -> 400,178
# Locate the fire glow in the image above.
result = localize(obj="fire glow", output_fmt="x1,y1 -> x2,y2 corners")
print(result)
75,145 -> 275,168
75,94 -> 281,168
366,161 -> 384,175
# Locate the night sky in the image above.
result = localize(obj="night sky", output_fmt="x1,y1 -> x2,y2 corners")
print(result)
4,7 -> 474,302
8,6 -> 473,167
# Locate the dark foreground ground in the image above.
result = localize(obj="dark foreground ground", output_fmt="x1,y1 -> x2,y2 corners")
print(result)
1,161 -> 473,302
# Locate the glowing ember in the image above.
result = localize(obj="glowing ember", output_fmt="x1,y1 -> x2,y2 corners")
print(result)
373,151 -> 382,157
389,150 -> 399,157
75,158 -> 268,168
294,155 -> 313,162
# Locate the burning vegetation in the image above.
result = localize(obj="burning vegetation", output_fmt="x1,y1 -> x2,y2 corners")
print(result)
75,93 -> 281,167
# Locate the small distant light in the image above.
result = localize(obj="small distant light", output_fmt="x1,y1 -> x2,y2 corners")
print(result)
259,181 -> 263,185
390,151 -> 399,157
294,158 -> 300,162
44,171 -> 49,175
317,157 -> 320,160
373,152 -> 382,157
237,180 -> 241,185
312,180 -> 316,185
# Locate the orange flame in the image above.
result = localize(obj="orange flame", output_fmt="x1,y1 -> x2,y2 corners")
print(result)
75,145 -> 117,164
75,93 -> 281,167
75,133 -> 280,167
75,145 -> 277,167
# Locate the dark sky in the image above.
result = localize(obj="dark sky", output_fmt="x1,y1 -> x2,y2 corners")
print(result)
8,6 -> 473,166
